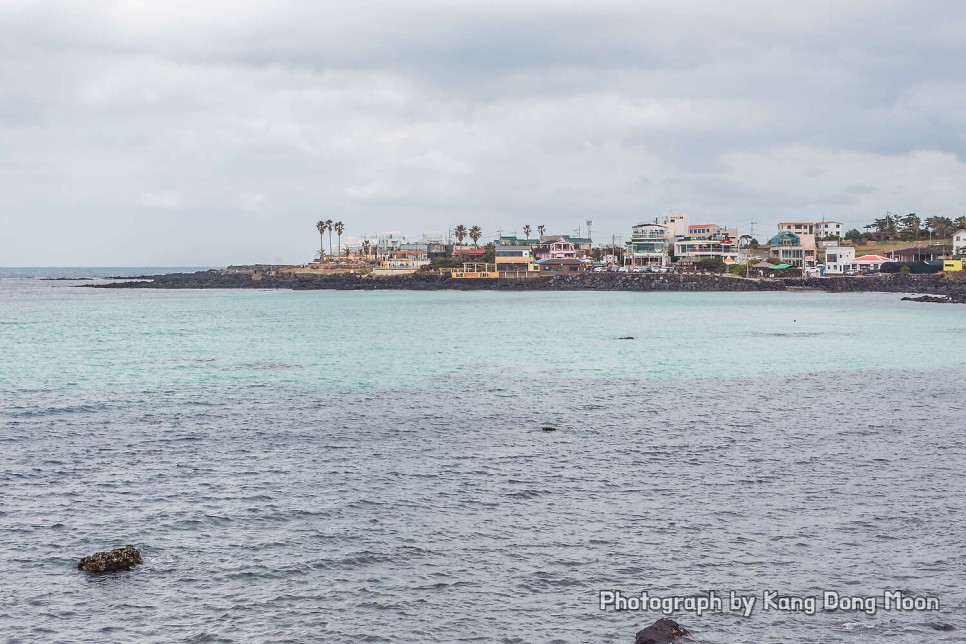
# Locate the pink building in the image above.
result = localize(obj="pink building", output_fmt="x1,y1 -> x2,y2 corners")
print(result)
534,236 -> 577,259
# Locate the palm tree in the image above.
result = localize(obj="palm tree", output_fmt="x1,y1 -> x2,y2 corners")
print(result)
335,221 -> 344,256
469,225 -> 482,247
362,240 -> 371,256
324,219 -> 334,259
454,224 -> 468,245
522,224 -> 531,242
315,220 -> 327,263
537,225 -> 546,239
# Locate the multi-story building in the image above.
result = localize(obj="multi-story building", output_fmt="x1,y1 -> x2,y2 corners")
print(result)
769,230 -> 818,268
815,220 -> 844,239
954,229 -> 966,256
649,212 -> 689,237
673,238 -> 740,262
778,222 -> 817,236
687,224 -> 737,240
377,232 -> 407,251
535,236 -> 578,259
822,245 -> 855,274
494,246 -> 540,277
624,223 -> 670,267
778,220 -> 843,240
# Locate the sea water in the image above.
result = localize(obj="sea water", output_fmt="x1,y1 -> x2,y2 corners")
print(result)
1,269 -> 963,642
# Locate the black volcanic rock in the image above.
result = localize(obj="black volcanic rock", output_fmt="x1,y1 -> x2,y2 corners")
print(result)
84,269 -> 966,301
635,618 -> 691,644
77,545 -> 143,573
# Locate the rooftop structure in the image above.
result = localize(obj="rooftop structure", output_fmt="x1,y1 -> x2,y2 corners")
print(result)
769,230 -> 818,268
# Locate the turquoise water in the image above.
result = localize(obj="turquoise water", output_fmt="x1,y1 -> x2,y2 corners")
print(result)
2,281 -> 965,392
1,272 -> 964,642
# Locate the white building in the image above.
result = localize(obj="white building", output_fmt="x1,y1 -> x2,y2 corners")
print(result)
823,245 -> 856,274
674,239 -> 742,262
687,223 -> 737,240
816,220 -> 844,239
624,223 -> 670,267
954,229 -> 966,256
653,211 -> 690,237
377,232 -> 407,250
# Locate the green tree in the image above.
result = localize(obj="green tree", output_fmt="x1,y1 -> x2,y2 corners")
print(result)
454,224 -> 467,245
537,225 -> 545,238
926,216 -> 953,238
900,213 -> 921,240
844,228 -> 863,241
956,216 -> 966,231
698,257 -> 727,273
865,213 -> 899,239
335,221 -> 344,256
522,224 -> 531,241
469,225 -> 482,247
362,240 -> 371,256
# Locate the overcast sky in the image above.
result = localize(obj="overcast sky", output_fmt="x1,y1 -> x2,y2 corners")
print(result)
2,0 -> 965,265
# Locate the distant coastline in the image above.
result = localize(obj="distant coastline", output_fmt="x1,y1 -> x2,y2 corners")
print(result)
87,268 -> 966,302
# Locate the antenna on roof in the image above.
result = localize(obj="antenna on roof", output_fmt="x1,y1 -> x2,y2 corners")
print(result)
586,219 -> 593,241
750,221 -> 759,238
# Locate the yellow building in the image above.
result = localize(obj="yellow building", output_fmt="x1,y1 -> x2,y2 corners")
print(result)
451,263 -> 497,279
943,260 -> 962,272
494,245 -> 541,278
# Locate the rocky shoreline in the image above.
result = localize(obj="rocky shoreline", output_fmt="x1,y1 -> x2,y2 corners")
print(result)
86,269 -> 966,301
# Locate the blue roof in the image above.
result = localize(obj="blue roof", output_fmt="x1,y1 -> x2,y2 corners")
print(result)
770,231 -> 801,246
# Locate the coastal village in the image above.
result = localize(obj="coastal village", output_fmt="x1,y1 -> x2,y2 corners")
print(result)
302,214 -> 966,279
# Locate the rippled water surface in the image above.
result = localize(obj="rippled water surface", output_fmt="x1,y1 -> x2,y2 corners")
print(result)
1,270 -> 964,642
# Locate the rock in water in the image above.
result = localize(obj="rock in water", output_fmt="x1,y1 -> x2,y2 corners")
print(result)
541,426 -> 557,432
635,618 -> 691,644
77,545 -> 143,573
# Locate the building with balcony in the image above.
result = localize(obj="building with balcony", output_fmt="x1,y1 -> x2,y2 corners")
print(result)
769,230 -> 817,268
624,223 -> 670,267
535,236 -> 578,259
673,238 -> 740,262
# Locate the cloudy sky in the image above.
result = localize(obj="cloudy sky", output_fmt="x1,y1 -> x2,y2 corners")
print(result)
2,0 -> 965,265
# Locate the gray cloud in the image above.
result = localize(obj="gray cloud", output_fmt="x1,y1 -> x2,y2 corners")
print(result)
2,0 -> 966,265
